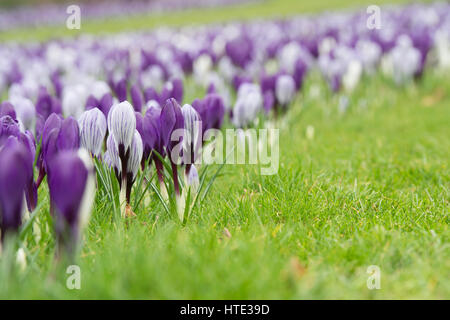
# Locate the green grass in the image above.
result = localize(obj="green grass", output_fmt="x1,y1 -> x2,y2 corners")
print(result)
0,0 -> 436,42
1,69 -> 448,299
0,0 -> 448,300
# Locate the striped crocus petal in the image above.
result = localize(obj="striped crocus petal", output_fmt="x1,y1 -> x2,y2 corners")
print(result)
127,131 -> 143,182
181,104 -> 201,165
107,101 -> 136,153
106,134 -> 122,176
78,108 -> 107,157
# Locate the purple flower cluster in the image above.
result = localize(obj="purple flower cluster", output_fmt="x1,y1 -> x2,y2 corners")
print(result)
0,2 -> 449,255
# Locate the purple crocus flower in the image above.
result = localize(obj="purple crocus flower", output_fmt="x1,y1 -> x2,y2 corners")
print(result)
225,35 -> 254,68
0,116 -> 37,212
47,149 -> 95,257
0,115 -> 21,145
159,98 -> 184,197
0,102 -> 17,119
56,116 -> 80,151
192,93 -> 225,133
160,78 -> 184,104
36,87 -> 62,120
137,106 -> 160,169
0,137 -> 29,242
36,114 -> 80,188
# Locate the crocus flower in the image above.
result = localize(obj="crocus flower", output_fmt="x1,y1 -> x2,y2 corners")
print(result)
36,114 -> 80,188
382,35 -> 421,85
107,101 -> 138,213
192,93 -> 225,133
275,75 -> 296,108
86,92 -> 114,119
78,108 -> 107,157
138,105 -> 160,169
0,101 -> 16,119
47,149 -> 95,257
106,131 -> 142,217
0,137 -> 29,243
225,36 -> 254,69
232,83 -> 263,128
35,87 -> 62,120
159,78 -> 184,105
0,115 -> 21,145
107,101 -> 136,157
159,98 -> 184,209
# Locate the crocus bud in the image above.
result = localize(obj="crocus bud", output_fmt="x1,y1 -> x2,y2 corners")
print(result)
78,108 -> 107,157
160,98 -> 184,155
138,107 -> 160,168
275,75 -> 296,107
107,101 -> 136,155
160,98 -> 184,198
47,149 -> 95,257
0,137 -> 29,243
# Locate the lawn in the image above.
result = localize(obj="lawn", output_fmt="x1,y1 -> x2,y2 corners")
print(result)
0,0 -> 448,299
